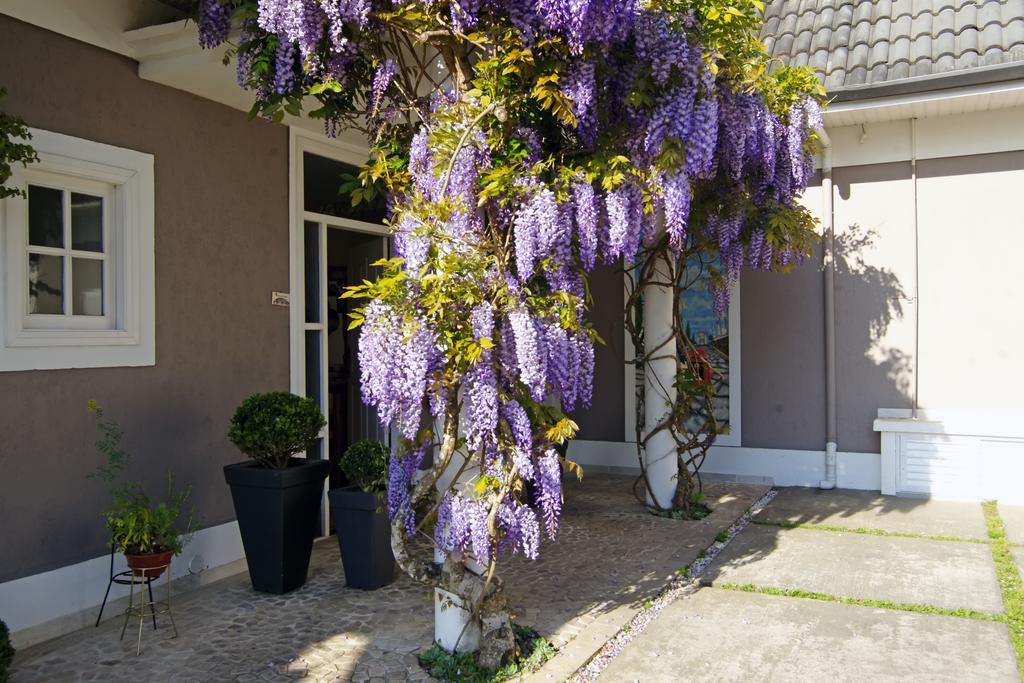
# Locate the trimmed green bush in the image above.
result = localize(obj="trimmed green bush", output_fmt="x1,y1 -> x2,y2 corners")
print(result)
0,618 -> 14,683
339,439 -> 389,492
228,392 -> 326,469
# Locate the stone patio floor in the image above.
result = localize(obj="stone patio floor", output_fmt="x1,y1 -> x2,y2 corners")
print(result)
10,474 -> 767,682
598,488 -> 1024,682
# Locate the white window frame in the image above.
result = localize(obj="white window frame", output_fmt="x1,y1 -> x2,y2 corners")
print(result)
0,129 -> 155,371
624,276 -> 741,448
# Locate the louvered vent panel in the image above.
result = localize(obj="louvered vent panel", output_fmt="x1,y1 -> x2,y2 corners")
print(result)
898,437 -> 972,496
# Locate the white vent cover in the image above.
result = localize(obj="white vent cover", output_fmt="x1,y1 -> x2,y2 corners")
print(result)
897,435 -> 976,498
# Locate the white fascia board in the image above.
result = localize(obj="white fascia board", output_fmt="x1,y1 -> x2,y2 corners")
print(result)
823,78 -> 1024,127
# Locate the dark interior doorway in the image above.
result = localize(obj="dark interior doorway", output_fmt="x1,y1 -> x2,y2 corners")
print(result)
325,228 -> 390,516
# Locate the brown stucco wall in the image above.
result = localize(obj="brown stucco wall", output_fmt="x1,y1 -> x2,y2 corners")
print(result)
739,251 -> 828,452
0,16 -> 290,582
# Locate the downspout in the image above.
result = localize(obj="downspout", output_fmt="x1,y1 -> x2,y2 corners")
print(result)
910,117 -> 920,418
818,127 -> 838,490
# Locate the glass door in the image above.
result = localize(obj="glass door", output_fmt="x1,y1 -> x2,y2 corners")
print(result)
293,139 -> 391,535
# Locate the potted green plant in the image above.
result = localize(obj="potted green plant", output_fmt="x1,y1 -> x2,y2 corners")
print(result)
329,439 -> 395,590
225,392 -> 327,594
89,401 -> 192,578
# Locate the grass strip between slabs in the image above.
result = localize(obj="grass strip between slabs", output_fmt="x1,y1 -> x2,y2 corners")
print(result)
982,501 -> 1024,676
717,583 -> 1002,623
752,519 -> 989,545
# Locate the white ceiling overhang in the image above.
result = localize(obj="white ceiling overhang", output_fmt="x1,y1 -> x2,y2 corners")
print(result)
823,78 -> 1024,128
123,20 -> 367,148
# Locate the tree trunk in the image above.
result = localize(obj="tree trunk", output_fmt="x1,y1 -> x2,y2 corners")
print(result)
440,555 -> 516,669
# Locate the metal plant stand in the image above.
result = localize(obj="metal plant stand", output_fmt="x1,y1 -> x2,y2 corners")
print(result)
96,546 -> 158,629
119,561 -> 177,655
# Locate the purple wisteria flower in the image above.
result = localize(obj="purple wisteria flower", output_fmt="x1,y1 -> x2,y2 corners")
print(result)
513,187 -> 558,281
388,441 -> 427,534
498,498 -> 541,560
465,304 -> 499,450
369,59 -> 396,118
663,172 -> 691,246
199,0 -> 231,49
358,302 -> 438,439
257,0 -> 326,58
573,181 -> 599,270
274,41 -> 298,94
509,309 -> 548,400
536,449 -> 563,537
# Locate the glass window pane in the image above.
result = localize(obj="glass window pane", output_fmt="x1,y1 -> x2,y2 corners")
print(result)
28,186 -> 64,248
28,254 -> 63,314
304,221 -> 321,323
303,153 -> 386,223
72,258 -> 104,316
305,330 -> 322,404
71,193 -> 104,252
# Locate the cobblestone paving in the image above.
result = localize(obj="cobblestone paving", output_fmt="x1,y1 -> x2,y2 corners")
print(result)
11,474 -> 766,682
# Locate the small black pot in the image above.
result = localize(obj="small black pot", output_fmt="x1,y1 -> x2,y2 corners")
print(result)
224,457 -> 329,594
328,486 -> 396,590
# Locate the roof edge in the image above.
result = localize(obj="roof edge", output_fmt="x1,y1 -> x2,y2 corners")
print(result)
829,62 -> 1024,102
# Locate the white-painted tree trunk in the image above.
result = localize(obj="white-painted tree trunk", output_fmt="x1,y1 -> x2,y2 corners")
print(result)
432,417 -> 484,651
434,587 -> 481,652
643,253 -> 677,509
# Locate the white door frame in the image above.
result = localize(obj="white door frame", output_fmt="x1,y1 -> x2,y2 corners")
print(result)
288,126 -> 389,535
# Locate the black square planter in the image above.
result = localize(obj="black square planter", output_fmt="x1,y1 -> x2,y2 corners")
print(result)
224,457 -> 329,594
329,486 -> 396,590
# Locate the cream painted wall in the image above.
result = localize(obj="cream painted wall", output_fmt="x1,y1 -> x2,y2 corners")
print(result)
916,151 -> 1024,411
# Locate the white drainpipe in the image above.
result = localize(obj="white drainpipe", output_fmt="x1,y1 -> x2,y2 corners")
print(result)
818,127 -> 838,490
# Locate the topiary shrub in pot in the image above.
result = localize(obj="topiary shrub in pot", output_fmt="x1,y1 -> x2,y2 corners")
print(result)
329,439 -> 395,589
225,392 -> 327,594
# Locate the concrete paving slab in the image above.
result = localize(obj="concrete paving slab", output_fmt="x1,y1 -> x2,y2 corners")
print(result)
517,479 -> 770,683
762,487 -> 988,539
598,587 -> 1019,682
703,524 -> 1004,613
999,503 -> 1024,545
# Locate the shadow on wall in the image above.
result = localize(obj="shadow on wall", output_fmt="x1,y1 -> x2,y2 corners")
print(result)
832,222 -> 914,453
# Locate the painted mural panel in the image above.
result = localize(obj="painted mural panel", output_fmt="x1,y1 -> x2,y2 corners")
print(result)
680,256 -> 730,434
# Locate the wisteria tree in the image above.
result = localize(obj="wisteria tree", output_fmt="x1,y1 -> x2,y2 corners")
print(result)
197,0 -> 821,667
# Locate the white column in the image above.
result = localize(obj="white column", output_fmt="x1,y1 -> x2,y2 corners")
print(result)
643,252 -> 678,509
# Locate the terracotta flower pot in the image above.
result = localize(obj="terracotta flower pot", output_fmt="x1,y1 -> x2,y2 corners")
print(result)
124,550 -> 173,578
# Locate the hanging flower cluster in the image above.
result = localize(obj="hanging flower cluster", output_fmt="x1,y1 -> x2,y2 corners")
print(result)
198,1 -> 823,641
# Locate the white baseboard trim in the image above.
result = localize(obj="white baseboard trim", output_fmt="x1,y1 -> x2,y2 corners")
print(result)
2,520 -> 245,649
567,440 -> 882,491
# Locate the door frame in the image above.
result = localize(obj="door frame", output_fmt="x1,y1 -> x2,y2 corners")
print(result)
288,126 -> 388,535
